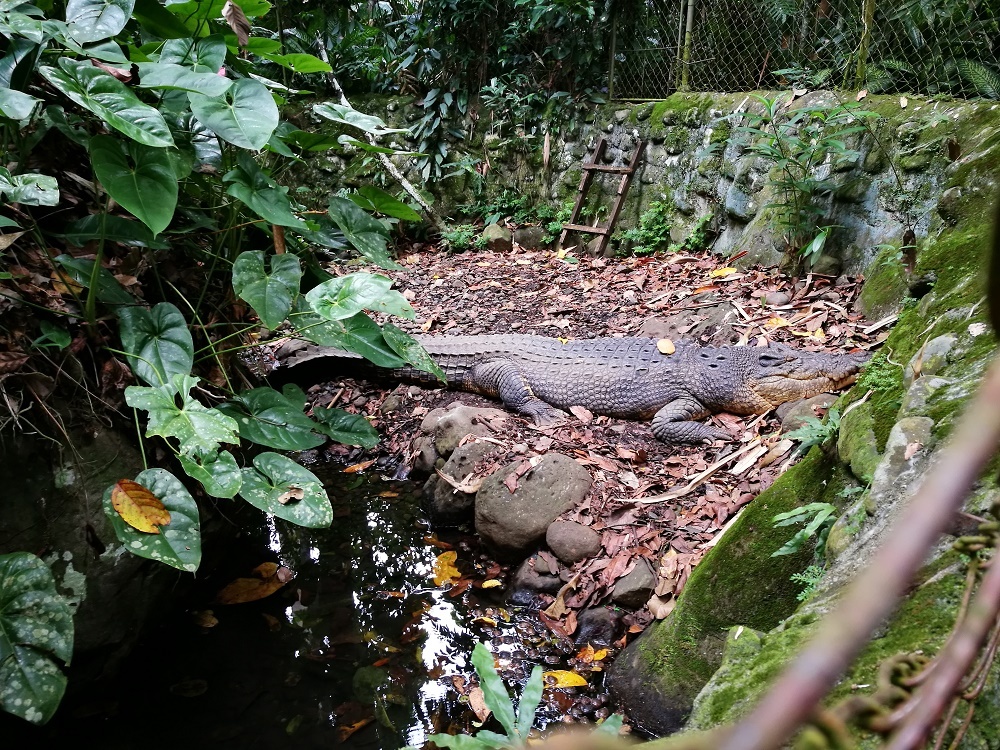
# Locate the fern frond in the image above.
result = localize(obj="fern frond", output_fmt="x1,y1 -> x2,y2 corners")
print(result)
956,58 -> 1000,99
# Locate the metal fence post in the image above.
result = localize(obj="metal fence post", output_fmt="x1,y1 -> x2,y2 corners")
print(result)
854,0 -> 876,89
680,0 -> 696,91
609,3 -> 618,100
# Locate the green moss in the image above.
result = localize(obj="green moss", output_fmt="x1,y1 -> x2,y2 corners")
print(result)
858,244 -> 909,319
837,403 -> 882,483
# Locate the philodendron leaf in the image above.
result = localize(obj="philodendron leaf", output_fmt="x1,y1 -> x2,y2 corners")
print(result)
223,154 -> 305,228
291,301 -> 406,369
312,102 -> 406,136
382,322 -> 445,382
117,302 -> 193,385
239,452 -> 332,528
189,78 -> 279,150
232,250 -> 302,330
135,62 -> 232,96
125,373 -> 239,455
327,196 -> 399,268
353,186 -> 422,222
304,272 -> 414,322
159,35 -> 226,72
0,88 -> 40,120
102,468 -> 202,571
216,387 -> 326,451
39,57 -> 174,148
54,254 -> 133,304
89,135 -> 178,235
0,552 -> 74,725
178,449 -> 242,498
60,215 -> 170,249
0,167 -> 58,206
65,0 -> 135,43
312,407 -> 379,448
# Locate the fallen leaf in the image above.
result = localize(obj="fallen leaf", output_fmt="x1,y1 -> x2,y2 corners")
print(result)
656,338 -> 675,355
276,486 -> 305,504
468,686 -> 492,722
91,59 -> 132,82
480,579 -> 502,589
216,562 -> 294,604
111,478 -> 171,534
569,404 -> 593,423
192,610 -> 218,628
710,267 -> 738,278
0,351 -> 29,374
648,595 -> 677,619
0,231 -> 25,251
343,459 -> 376,473
900,96 -> 908,108
221,0 -> 251,46
904,441 -> 922,460
856,89 -> 868,101
543,670 -> 588,688
435,468 -> 485,494
335,717 -> 374,742
432,550 -> 461,586
764,316 -> 791,329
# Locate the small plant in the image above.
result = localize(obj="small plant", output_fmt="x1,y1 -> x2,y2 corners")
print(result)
771,502 -> 838,558
791,564 -> 825,601
441,223 -> 482,252
619,200 -> 674,255
668,212 -> 714,253
412,642 -> 623,749
732,95 -> 877,262
787,407 -> 841,456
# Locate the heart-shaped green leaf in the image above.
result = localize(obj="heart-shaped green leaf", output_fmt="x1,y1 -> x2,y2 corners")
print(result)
353,186 -> 422,222
291,301 -> 406,368
232,250 -> 301,330
65,0 -> 134,43
304,272 -> 414,322
0,88 -> 40,120
125,374 -> 239,455
189,78 -> 278,150
239,453 -> 332,528
0,167 -> 58,206
223,153 -> 304,228
54,254 -> 133,303
382,322 -> 445,382
102,468 -> 202,571
312,407 -> 379,448
135,62 -> 232,96
159,34 -> 226,72
258,51 -> 331,73
117,302 -> 193,385
313,101 -> 406,135
89,135 -> 178,235
327,196 -> 400,268
178,449 -> 242,498
216,387 -> 326,451
60,214 -> 170,249
39,57 -> 173,147
0,552 -> 74,724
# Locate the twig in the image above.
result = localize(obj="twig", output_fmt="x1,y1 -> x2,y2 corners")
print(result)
631,439 -> 762,504
718,352 -> 1000,750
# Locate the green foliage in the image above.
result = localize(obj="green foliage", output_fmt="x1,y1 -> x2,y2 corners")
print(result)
238,452 -> 333,528
619,200 -> 673,255
790,564 -> 825,601
668,212 -> 714,253
771,502 -> 838,559
787,406 -> 842,456
0,552 -> 75,725
956,59 -> 1000,100
731,96 -> 876,260
440,223 -> 482,252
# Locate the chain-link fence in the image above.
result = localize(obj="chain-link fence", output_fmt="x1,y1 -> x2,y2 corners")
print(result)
609,0 -> 1000,100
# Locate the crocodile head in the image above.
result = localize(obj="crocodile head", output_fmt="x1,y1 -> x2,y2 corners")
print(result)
697,342 -> 869,414
746,342 -> 869,410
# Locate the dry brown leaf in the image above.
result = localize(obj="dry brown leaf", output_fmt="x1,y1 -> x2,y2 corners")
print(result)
656,338 -> 676,355
216,562 -> 294,604
468,686 -> 492,722
569,404 -> 593,424
648,594 -> 677,619
435,468 -> 485,494
904,441 -> 922,460
0,351 -> 29,374
343,459 -> 376,473
856,89 -> 868,100
0,231 -> 25,251
221,0 -> 251,46
276,486 -> 305,504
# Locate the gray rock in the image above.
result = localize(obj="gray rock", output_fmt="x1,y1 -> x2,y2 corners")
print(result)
476,453 -> 592,557
811,254 -> 842,276
898,376 -> 951,418
423,441 -> 497,524
506,554 -> 564,608
837,402 -> 882,484
612,558 -> 656,609
724,183 -> 757,221
937,186 -> 963,224
546,520 -> 602,564
420,402 -> 508,458
779,394 -> 838,433
903,334 -> 957,388
481,223 -> 512,253
411,435 -> 440,475
575,606 -> 622,645
614,109 -> 630,123
760,291 -> 790,307
870,417 -> 934,504
513,226 -> 549,250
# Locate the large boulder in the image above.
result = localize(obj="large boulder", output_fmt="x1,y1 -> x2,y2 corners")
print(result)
475,453 -> 592,558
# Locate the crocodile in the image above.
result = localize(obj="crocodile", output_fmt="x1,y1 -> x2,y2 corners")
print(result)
279,335 -> 868,444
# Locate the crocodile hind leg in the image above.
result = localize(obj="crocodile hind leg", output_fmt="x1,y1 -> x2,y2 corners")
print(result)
465,360 -> 567,426
651,397 -> 732,444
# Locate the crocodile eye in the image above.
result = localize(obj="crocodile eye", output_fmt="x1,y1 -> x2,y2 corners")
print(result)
758,352 -> 786,367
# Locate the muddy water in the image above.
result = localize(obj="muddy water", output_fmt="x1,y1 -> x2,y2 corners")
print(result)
4,466 -> 615,748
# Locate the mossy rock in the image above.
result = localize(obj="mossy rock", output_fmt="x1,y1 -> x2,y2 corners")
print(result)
608,449 -> 839,734
837,402 -> 882,484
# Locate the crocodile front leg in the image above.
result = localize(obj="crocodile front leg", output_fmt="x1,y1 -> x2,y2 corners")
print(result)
466,360 -> 567,426
651,397 -> 732,444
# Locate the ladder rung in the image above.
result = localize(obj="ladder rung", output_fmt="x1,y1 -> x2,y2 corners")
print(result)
562,223 -> 609,235
583,164 -> 633,174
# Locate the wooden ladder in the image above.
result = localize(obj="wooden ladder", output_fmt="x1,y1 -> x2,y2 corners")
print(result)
558,136 -> 646,256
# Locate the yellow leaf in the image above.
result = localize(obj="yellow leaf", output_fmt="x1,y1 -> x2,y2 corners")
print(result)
474,616 -> 498,627
543,670 -> 588,688
710,267 -> 737,278
432,551 -> 461,586
111,478 -> 170,534
481,579 -> 502,588
656,338 -> 675,355
216,562 -> 294,604
592,648 -> 608,661
765,316 -> 791,329
556,248 -> 567,259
